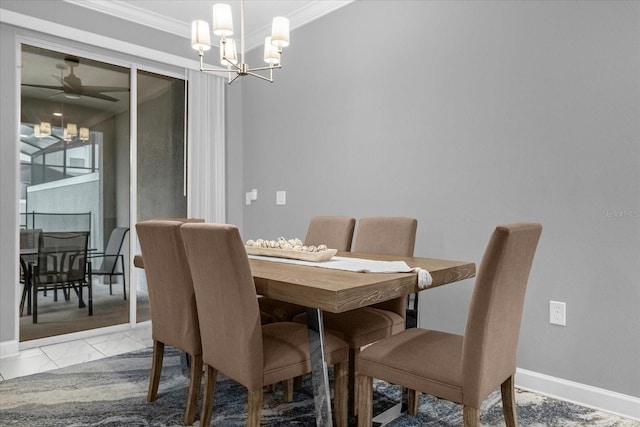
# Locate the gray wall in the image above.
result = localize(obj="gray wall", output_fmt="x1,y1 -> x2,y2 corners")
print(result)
234,1 -> 640,397
1,0 -> 638,402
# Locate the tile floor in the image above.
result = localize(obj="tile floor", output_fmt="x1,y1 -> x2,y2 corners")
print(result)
0,323 -> 152,381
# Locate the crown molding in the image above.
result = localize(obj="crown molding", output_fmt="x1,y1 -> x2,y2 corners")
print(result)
64,0 -> 188,37
63,0 -> 354,51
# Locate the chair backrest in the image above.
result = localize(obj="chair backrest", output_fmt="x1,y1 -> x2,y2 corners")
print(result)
135,220 -> 201,356
462,223 -> 542,407
353,217 -> 418,315
105,227 -> 129,254
304,216 -> 356,251
29,212 -> 92,232
181,223 -> 264,391
353,216 -> 417,257
20,228 -> 41,250
36,231 -> 89,284
100,227 -> 130,272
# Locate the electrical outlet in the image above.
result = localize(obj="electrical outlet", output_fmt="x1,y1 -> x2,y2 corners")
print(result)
549,301 -> 566,326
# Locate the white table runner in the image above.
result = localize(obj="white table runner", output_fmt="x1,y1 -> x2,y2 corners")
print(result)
248,255 -> 433,289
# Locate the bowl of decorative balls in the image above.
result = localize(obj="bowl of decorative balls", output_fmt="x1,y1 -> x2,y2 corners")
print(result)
245,237 -> 337,262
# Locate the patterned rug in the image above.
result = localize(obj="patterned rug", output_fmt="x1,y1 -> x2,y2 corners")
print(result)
0,347 -> 636,426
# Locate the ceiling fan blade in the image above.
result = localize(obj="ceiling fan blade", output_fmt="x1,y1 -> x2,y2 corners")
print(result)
82,85 -> 130,93
51,74 -> 64,85
78,90 -> 120,102
22,83 -> 65,91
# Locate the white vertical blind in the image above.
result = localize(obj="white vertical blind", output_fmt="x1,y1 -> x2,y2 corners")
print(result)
187,71 -> 226,223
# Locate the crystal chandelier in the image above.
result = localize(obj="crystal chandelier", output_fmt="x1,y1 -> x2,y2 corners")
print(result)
191,0 -> 290,84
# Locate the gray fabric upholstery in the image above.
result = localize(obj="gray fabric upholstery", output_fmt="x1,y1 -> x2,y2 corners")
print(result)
136,220 -> 202,356
357,223 -> 542,415
305,216 -> 356,251
180,223 -> 349,390
296,216 -> 418,346
135,219 -> 204,425
259,215 -> 356,322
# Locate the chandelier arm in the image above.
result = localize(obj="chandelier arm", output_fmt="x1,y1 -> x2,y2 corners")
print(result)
198,51 -> 229,73
199,66 -> 234,74
245,70 -> 274,83
192,0 -> 288,84
246,65 -> 282,73
224,61 -> 242,73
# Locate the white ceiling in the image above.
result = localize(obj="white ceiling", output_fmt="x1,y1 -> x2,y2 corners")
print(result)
64,0 -> 353,51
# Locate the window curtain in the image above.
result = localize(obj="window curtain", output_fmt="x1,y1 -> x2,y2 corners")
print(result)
187,71 -> 226,223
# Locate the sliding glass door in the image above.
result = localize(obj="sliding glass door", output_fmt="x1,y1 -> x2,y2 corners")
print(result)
135,70 -> 187,323
19,44 -> 187,341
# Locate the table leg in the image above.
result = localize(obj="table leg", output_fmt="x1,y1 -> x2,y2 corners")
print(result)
305,307 -> 333,427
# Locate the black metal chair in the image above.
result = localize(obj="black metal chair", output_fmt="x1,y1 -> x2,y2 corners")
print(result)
19,228 -> 41,316
31,231 -> 92,324
89,227 -> 129,300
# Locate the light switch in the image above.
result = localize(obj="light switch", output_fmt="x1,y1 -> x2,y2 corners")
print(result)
276,190 -> 286,205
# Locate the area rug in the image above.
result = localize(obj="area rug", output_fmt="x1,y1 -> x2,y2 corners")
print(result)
0,347 -> 636,426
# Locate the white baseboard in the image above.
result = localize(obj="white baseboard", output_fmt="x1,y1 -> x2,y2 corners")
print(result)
516,367 -> 640,421
0,340 -> 19,359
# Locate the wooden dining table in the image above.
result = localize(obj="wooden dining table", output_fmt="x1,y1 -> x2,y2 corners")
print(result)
133,251 -> 476,426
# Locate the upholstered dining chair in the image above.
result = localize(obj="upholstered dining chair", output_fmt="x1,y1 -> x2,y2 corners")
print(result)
180,222 -> 350,427
135,219 -> 204,425
293,216 -> 417,412
258,215 -> 356,322
356,223 -> 543,427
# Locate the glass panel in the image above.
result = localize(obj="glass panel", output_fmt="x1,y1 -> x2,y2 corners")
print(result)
20,45 -> 131,341
136,70 -> 187,323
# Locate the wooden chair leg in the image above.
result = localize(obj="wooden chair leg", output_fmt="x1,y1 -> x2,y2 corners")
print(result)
282,378 -> 294,402
356,373 -> 372,427
148,340 -> 164,402
184,353 -> 203,425
407,389 -> 420,416
501,374 -> 517,427
333,361 -> 349,427
349,347 -> 361,416
246,388 -> 263,427
200,365 -> 218,427
463,405 -> 480,427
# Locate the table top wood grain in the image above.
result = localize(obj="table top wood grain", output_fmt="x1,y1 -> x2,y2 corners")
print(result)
134,252 -> 475,313
250,252 -> 476,313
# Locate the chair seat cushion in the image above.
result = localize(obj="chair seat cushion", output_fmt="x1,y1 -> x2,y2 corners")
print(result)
357,328 -> 464,404
262,322 -> 348,386
258,297 -> 305,322
293,307 -> 405,349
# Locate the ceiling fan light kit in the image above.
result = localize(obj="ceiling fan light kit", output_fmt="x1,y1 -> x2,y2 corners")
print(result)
191,0 -> 290,84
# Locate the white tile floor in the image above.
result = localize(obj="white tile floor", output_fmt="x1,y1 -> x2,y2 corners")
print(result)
0,323 -> 152,381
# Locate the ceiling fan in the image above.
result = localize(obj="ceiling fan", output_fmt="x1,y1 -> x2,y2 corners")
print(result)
22,56 -> 129,102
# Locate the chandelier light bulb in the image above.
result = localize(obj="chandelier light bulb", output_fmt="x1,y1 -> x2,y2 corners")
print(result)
39,122 -> 51,137
220,39 -> 238,66
193,0 -> 290,84
271,17 -> 290,49
66,123 -> 78,138
263,37 -> 280,65
191,20 -> 211,51
79,127 -> 90,141
212,4 -> 233,37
